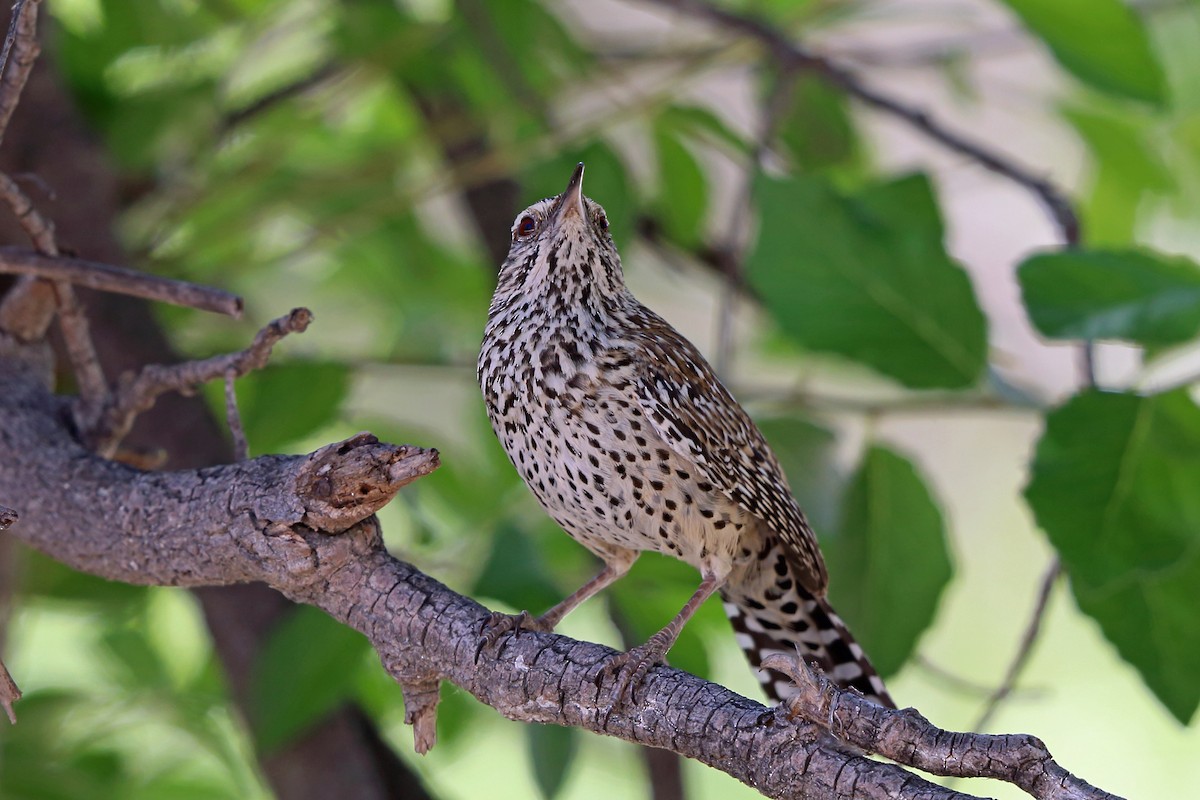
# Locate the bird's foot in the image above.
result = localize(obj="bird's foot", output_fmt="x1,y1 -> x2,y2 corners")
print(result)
597,630 -> 674,716
475,610 -> 550,663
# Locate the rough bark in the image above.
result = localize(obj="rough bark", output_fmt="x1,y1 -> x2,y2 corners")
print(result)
0,338 -> 1118,800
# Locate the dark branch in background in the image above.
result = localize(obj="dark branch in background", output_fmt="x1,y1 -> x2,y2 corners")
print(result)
763,654 -> 1121,800
639,0 -> 1080,246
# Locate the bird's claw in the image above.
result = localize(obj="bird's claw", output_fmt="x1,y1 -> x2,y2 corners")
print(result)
475,610 -> 542,663
596,634 -> 672,720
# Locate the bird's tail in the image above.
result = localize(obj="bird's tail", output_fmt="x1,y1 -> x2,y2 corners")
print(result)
721,543 -> 894,707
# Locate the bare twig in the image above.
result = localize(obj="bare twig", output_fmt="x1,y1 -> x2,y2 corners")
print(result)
89,308 -> 313,457
974,559 -> 1062,731
763,652 -> 1122,800
0,247 -> 243,317
0,0 -> 39,148
0,658 -> 18,724
224,369 -> 249,461
639,0 -> 1081,247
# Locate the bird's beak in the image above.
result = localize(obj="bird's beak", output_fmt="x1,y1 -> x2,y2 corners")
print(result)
553,162 -> 586,223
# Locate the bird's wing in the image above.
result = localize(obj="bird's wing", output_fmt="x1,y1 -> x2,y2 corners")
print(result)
621,316 -> 828,593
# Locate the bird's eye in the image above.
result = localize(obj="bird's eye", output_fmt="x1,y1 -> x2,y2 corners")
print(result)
595,212 -> 609,232
515,215 -> 538,241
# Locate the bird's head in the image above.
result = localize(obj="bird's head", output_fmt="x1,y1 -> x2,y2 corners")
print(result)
494,163 -> 626,305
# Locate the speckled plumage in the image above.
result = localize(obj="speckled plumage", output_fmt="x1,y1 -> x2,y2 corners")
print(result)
478,164 -> 892,707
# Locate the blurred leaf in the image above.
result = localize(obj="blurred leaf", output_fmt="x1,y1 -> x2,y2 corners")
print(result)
1019,249 -> 1200,346
472,522 -> 565,614
1000,0 -> 1166,105
659,104 -> 749,155
1025,389 -> 1200,723
237,361 -> 349,454
824,445 -> 952,677
526,724 -> 578,800
252,606 -> 371,752
19,550 -> 147,608
1063,107 -> 1174,245
749,172 -> 987,388
651,122 -> 708,245
757,416 -> 843,532
778,73 -> 859,171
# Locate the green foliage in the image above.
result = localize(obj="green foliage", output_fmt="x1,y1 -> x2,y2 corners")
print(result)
251,606 -> 373,752
1019,249 -> 1200,346
748,172 -> 987,388
526,724 -> 578,800
236,361 -> 350,455
824,446 -> 953,678
1026,390 -> 1200,724
1000,0 -> 1167,105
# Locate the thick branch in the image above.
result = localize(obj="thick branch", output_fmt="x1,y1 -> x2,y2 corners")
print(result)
0,349 -> 1121,800
764,655 -> 1122,800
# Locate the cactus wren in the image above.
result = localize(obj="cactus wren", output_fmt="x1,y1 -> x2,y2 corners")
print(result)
477,163 -> 893,707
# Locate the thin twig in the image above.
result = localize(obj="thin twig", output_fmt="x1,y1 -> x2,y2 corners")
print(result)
914,654 -> 1043,700
224,369 -> 249,461
974,559 -> 1062,732
764,651 -> 1122,800
639,0 -> 1081,247
89,308 -> 312,457
0,247 -> 243,317
0,173 -> 108,413
0,658 -> 18,724
0,0 -> 39,149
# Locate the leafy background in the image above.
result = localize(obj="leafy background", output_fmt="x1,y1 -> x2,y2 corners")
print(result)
4,0 -> 1200,798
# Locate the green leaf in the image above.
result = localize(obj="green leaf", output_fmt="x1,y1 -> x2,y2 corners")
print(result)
749,173 -> 987,388
526,724 -> 578,800
824,445 -> 953,677
652,122 -> 708,245
658,104 -> 749,155
237,361 -> 349,454
252,606 -> 372,752
1000,0 -> 1166,105
777,73 -> 859,171
472,523 -> 566,615
1025,389 -> 1200,723
1062,108 -> 1174,246
1018,249 -> 1200,346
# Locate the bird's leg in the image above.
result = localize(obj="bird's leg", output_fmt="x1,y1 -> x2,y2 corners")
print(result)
476,558 -> 635,660
602,570 -> 724,709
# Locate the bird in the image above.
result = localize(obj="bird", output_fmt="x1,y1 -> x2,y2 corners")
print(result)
477,163 -> 893,708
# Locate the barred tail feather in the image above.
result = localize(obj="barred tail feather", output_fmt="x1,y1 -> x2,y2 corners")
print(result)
722,548 -> 894,707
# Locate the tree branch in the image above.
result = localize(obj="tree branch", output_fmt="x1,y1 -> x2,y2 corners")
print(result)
0,334 -> 1122,800
764,654 -> 1123,800
0,246 -> 243,317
